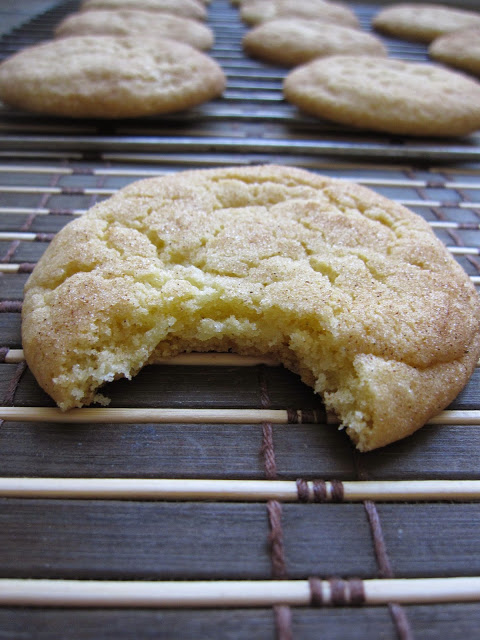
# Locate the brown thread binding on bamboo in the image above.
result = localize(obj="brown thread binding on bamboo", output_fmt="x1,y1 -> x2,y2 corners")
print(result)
296,478 -> 309,503
73,167 -> 95,175
301,409 -> 315,424
354,449 -> 414,640
261,422 -> 277,481
49,209 -> 76,216
313,480 -> 328,502
34,233 -> 55,242
330,479 -> 344,503
296,479 -> 345,503
309,577 -> 365,607
309,577 -> 323,606
258,365 -> 292,640
273,604 -> 292,640
286,408 -> 299,424
330,578 -> 347,606
0,347 -> 8,363
0,240 -> 20,264
61,187 -> 85,196
288,408 -> 327,424
2,361 -> 26,406
267,500 -> 287,581
349,578 -> 366,606
17,263 -> 36,273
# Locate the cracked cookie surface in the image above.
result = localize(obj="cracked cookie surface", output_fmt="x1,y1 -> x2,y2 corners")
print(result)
22,165 -> 480,451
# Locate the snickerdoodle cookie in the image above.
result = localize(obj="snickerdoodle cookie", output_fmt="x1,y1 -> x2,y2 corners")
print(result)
373,3 -> 480,43
429,28 -> 480,77
0,36 -> 225,118
21,165 -> 480,451
55,10 -> 214,50
80,0 -> 207,20
241,0 -> 359,27
283,55 -> 480,136
243,19 -> 386,66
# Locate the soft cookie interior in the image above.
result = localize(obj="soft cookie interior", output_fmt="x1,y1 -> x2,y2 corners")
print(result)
21,166 -> 480,451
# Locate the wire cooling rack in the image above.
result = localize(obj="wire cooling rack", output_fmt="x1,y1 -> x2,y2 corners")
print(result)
1,1 -> 480,639
1,0 -> 480,160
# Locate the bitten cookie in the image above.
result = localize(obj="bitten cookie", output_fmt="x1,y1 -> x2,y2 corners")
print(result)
429,28 -> 480,77
21,165 -> 480,452
243,19 -> 387,67
55,10 -> 214,50
80,0 -> 207,20
0,36 -> 225,118
283,55 -> 480,137
241,0 -> 359,28
373,3 -> 480,43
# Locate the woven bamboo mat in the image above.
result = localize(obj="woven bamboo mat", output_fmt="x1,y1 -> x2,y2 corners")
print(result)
1,1 -> 480,638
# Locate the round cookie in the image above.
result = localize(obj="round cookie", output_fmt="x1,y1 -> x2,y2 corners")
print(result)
283,55 -> 480,137
243,18 -> 387,67
80,0 -> 207,21
241,0 -> 359,28
429,28 -> 480,77
0,35 -> 225,118
373,3 -> 480,44
55,10 -> 214,50
21,165 -> 480,452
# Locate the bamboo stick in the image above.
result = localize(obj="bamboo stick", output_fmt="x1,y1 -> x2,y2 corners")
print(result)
0,165 -> 72,174
449,246 -> 480,255
0,406 -> 292,424
0,577 -> 479,608
2,349 -> 24,364
0,406 -> 479,426
0,207 -> 85,216
0,186 -> 115,196
0,477 -> 479,502
0,264 -> 23,274
2,349 -> 480,369
0,232 -> 38,242
3,348 -> 479,367
425,410 -> 480,425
